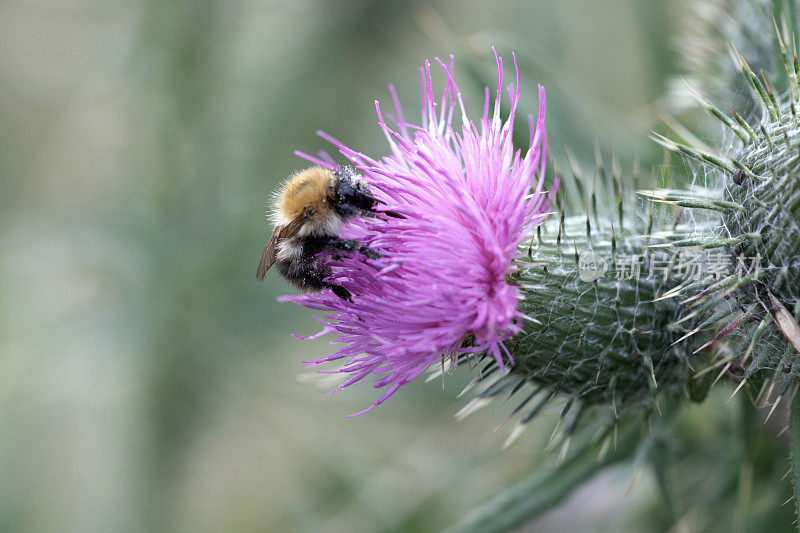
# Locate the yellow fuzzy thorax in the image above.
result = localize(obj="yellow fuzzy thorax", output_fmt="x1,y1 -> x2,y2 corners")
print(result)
274,166 -> 339,235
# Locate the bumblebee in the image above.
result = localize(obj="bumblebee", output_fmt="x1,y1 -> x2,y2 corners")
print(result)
257,166 -> 399,300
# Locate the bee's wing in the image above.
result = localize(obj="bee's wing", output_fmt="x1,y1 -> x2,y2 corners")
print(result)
256,225 -> 282,280
255,216 -> 306,280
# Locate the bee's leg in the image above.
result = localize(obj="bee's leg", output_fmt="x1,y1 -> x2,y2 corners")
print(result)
324,283 -> 352,301
324,238 -> 382,259
358,206 -> 405,220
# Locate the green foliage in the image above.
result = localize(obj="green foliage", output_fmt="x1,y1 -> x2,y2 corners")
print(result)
445,421 -> 641,533
660,21 -> 800,399
486,0 -> 800,431
459,2 -> 800,530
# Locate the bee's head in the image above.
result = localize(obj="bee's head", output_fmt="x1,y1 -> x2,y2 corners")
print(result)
331,169 -> 379,217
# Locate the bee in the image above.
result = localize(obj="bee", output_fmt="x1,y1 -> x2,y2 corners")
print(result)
256,165 -> 401,300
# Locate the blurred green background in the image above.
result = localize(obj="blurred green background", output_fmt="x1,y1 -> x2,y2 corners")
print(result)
1,0 -> 763,531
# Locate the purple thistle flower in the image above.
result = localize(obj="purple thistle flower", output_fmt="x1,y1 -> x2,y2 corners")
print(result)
283,52 -> 556,415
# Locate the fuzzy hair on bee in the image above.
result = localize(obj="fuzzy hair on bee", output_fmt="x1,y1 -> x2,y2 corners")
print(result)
257,165 -> 402,301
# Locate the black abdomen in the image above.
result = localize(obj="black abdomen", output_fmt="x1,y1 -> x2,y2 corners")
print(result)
276,234 -> 335,292
275,255 -> 331,292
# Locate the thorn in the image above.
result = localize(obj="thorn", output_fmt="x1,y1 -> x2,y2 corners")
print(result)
650,132 -> 736,174
655,104 -> 715,151
683,83 -> 748,142
501,424 -> 526,450
733,45 -> 778,120
692,311 -> 748,354
655,283 -> 687,302
764,395 -> 783,423
727,379 -> 748,402
492,412 -> 514,433
626,466 -> 644,496
759,121 -> 773,150
761,72 -> 781,115
546,417 -> 563,449
725,100 -> 759,143
455,397 -> 492,420
456,376 -> 480,397
693,355 -> 732,379
673,328 -> 701,346
598,435 -> 611,462
741,317 -> 770,365
558,437 -> 571,463
756,380 -> 776,406
713,361 -> 733,386
672,310 -> 699,327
